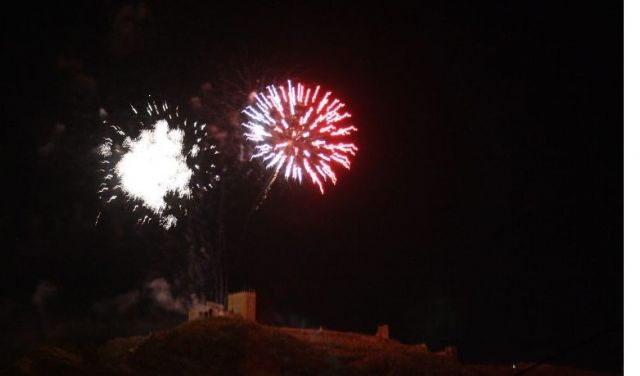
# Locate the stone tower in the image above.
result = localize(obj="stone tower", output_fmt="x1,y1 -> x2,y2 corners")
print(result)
376,324 -> 390,339
227,290 -> 256,321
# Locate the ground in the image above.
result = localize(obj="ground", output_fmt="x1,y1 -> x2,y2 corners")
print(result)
7,317 -> 618,375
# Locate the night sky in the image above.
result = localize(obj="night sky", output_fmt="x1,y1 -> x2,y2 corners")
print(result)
2,1 -> 621,371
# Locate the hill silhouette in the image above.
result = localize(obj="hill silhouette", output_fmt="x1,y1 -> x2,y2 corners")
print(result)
9,317 -> 616,375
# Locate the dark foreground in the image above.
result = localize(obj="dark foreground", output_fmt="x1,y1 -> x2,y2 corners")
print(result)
7,317 -> 617,375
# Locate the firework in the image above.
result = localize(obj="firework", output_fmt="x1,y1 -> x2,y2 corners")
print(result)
98,100 -> 219,229
242,80 -> 358,194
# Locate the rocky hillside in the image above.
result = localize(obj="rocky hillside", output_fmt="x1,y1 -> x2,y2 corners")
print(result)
7,317 -> 617,375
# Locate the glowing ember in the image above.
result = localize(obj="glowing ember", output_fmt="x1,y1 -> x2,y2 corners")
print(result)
242,80 -> 358,194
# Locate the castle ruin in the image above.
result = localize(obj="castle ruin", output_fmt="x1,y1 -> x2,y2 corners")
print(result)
187,301 -> 226,321
187,290 -> 256,322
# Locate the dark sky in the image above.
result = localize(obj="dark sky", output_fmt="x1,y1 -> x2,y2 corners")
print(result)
2,0 -> 621,371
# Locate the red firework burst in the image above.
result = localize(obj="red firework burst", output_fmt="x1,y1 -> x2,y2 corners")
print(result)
243,80 -> 358,194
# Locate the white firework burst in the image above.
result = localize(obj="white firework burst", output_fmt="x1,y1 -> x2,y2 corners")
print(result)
97,100 -> 219,229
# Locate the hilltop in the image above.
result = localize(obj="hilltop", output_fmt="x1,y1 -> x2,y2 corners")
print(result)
9,317 -> 616,375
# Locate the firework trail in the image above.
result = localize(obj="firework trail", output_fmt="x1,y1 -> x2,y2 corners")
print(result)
97,99 -> 219,229
242,80 -> 358,196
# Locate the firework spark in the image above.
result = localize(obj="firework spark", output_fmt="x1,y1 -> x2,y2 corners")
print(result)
242,80 -> 358,194
98,100 -> 219,229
